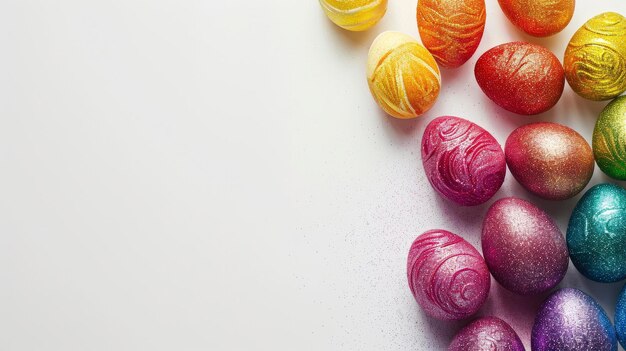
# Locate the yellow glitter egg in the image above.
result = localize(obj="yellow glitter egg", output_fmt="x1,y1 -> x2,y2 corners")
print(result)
319,0 -> 387,31
367,31 -> 441,119
564,12 -> 626,101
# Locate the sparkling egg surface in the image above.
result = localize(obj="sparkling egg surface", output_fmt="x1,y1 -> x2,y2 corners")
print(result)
615,284 -> 626,349
564,12 -> 626,101
482,197 -> 568,295
367,31 -> 441,119
421,116 -> 506,206
407,229 -> 490,320
567,183 -> 626,283
417,0 -> 486,68
593,96 -> 626,180
475,42 -> 564,115
449,316 -> 525,351
532,288 -> 617,351
505,122 -> 594,200
319,0 -> 387,31
498,0 -> 574,37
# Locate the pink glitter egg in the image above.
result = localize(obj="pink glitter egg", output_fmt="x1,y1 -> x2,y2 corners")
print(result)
449,316 -> 525,351
407,229 -> 491,320
482,197 -> 569,295
421,116 -> 506,206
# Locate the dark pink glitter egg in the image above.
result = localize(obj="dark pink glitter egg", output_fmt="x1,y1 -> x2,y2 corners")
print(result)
407,229 -> 491,320
449,316 -> 525,351
422,116 -> 506,206
482,197 -> 568,295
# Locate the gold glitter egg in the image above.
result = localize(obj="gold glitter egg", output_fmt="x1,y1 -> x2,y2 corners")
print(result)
319,0 -> 387,31
367,31 -> 441,119
498,0 -> 574,37
564,12 -> 626,101
417,0 -> 486,68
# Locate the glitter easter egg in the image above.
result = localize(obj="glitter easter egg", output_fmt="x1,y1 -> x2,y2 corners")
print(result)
421,116 -> 505,206
407,229 -> 490,320
449,316 -> 525,351
593,96 -> 626,180
564,12 -> 626,101
498,0 -> 574,37
505,122 -> 594,200
417,0 -> 486,68
475,42 -> 564,115
532,288 -> 617,351
319,0 -> 387,31
615,284 -> 626,349
367,31 -> 441,119
482,198 -> 568,295
567,183 -> 626,283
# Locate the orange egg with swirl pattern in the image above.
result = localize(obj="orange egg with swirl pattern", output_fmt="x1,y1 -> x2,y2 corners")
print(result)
417,0 -> 486,68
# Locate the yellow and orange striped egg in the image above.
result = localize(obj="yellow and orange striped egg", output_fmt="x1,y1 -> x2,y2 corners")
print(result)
319,0 -> 387,31
367,31 -> 441,119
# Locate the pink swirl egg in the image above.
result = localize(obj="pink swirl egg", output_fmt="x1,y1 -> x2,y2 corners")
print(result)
482,197 -> 568,295
407,229 -> 491,320
449,316 -> 525,351
422,116 -> 506,206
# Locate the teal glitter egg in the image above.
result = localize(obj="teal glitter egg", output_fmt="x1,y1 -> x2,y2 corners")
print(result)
567,183 -> 626,283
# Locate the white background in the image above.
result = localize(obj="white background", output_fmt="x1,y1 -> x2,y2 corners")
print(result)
1,0 -> 626,350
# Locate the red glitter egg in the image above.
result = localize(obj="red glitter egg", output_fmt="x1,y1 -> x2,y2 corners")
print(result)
505,122 -> 594,200
475,42 -> 565,115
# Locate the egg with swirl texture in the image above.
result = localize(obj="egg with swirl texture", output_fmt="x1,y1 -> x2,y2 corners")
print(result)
421,116 -> 505,206
564,12 -> 626,101
367,31 -> 441,119
417,0 -> 486,68
498,0 -> 574,37
482,197 -> 568,295
593,96 -> 626,180
475,42 -> 564,115
319,0 -> 387,31
449,316 -> 525,351
407,229 -> 490,320
532,288 -> 617,351
505,122 -> 594,200
567,183 -> 626,283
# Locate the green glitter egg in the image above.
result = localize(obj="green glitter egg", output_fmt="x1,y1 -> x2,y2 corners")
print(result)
593,96 -> 626,180
567,183 -> 626,283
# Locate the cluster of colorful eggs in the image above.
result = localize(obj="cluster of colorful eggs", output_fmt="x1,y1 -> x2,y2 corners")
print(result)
320,0 -> 626,350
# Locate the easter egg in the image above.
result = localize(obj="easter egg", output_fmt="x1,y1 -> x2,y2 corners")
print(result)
567,183 -> 626,283
475,42 -> 564,115
593,96 -> 626,180
449,316 -> 525,351
532,288 -> 617,351
482,197 -> 568,295
417,0 -> 486,68
421,116 -> 505,206
505,122 -> 594,200
564,12 -> 626,101
407,229 -> 490,320
615,284 -> 626,349
319,0 -> 387,31
367,31 -> 441,119
498,0 -> 574,37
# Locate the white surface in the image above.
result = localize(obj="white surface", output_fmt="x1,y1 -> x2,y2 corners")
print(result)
1,0 -> 626,350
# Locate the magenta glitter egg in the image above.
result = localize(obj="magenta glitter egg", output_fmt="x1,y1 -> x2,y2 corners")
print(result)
421,116 -> 506,206
407,229 -> 491,320
482,197 -> 568,295
449,316 -> 525,351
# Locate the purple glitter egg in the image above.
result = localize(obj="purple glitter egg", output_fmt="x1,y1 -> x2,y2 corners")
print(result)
407,229 -> 491,320
482,197 -> 568,295
449,316 -> 525,351
422,116 -> 506,206
532,288 -> 617,351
